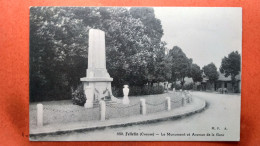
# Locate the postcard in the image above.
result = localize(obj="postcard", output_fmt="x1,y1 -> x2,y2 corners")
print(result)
29,7 -> 241,141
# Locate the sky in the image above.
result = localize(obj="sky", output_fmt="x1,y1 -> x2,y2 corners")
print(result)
153,7 -> 242,69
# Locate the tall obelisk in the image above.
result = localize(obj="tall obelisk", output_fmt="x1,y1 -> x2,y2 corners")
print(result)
80,29 -> 114,108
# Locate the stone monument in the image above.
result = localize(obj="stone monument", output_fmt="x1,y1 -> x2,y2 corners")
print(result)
81,29 -> 118,108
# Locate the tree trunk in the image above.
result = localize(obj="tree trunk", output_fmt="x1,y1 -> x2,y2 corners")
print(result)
181,77 -> 185,90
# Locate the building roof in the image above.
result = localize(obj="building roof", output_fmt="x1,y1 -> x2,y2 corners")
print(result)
201,71 -> 241,82
235,72 -> 241,81
176,77 -> 194,85
218,72 -> 231,81
218,72 -> 241,81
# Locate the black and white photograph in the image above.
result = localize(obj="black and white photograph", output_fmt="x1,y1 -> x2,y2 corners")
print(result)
29,7 -> 242,141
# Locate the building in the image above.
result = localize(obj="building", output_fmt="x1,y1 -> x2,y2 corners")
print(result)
201,72 -> 241,93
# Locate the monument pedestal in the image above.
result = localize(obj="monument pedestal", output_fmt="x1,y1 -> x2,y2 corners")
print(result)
83,86 -> 94,108
81,29 -> 120,108
81,77 -> 113,101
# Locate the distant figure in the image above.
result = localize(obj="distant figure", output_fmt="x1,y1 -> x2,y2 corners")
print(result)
218,88 -> 228,94
223,88 -> 228,94
218,88 -> 223,94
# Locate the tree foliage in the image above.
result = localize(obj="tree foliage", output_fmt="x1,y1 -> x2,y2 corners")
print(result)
30,7 -> 91,101
30,7 -> 209,102
130,7 -> 163,45
129,7 -> 166,84
191,63 -> 203,83
30,7 -> 167,101
203,63 -> 219,84
166,46 -> 192,87
220,51 -> 241,82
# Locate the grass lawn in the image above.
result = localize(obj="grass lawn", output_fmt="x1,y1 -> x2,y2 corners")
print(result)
30,91 -> 183,127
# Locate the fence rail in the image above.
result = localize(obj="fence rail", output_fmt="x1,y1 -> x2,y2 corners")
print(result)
146,101 -> 167,114
106,103 -> 140,119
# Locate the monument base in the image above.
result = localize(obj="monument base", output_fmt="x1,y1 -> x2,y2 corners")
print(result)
122,96 -> 130,105
84,101 -> 93,108
80,77 -> 120,104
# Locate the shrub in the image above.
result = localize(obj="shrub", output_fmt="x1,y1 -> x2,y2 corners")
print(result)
129,86 -> 143,96
174,83 -> 182,90
183,83 -> 193,90
194,84 -> 201,91
112,86 -> 123,97
128,85 -> 164,96
72,84 -> 86,106
72,84 -> 165,104
152,85 -> 165,94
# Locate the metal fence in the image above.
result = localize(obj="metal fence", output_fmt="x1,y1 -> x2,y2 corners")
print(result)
32,91 -> 193,127
106,103 -> 140,119
170,98 -> 183,109
146,101 -> 167,114
43,106 -> 100,125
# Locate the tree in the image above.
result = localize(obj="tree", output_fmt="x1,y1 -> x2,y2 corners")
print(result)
30,7 -> 92,101
129,7 -> 165,85
153,41 -> 171,83
130,7 -> 163,45
191,63 -> 202,83
220,51 -> 241,92
100,7 -> 152,87
203,63 -> 219,87
166,46 -> 192,88
30,7 -> 164,101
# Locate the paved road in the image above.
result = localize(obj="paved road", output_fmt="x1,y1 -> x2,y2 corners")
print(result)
31,91 -> 240,141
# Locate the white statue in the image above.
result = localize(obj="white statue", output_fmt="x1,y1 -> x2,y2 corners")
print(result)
122,85 -> 130,104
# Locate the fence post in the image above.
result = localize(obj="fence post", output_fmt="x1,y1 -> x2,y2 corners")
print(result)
182,98 -> 185,106
100,100 -> 106,121
165,97 -> 171,111
140,98 -> 146,115
187,91 -> 192,103
187,96 -> 190,103
37,103 -> 43,127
